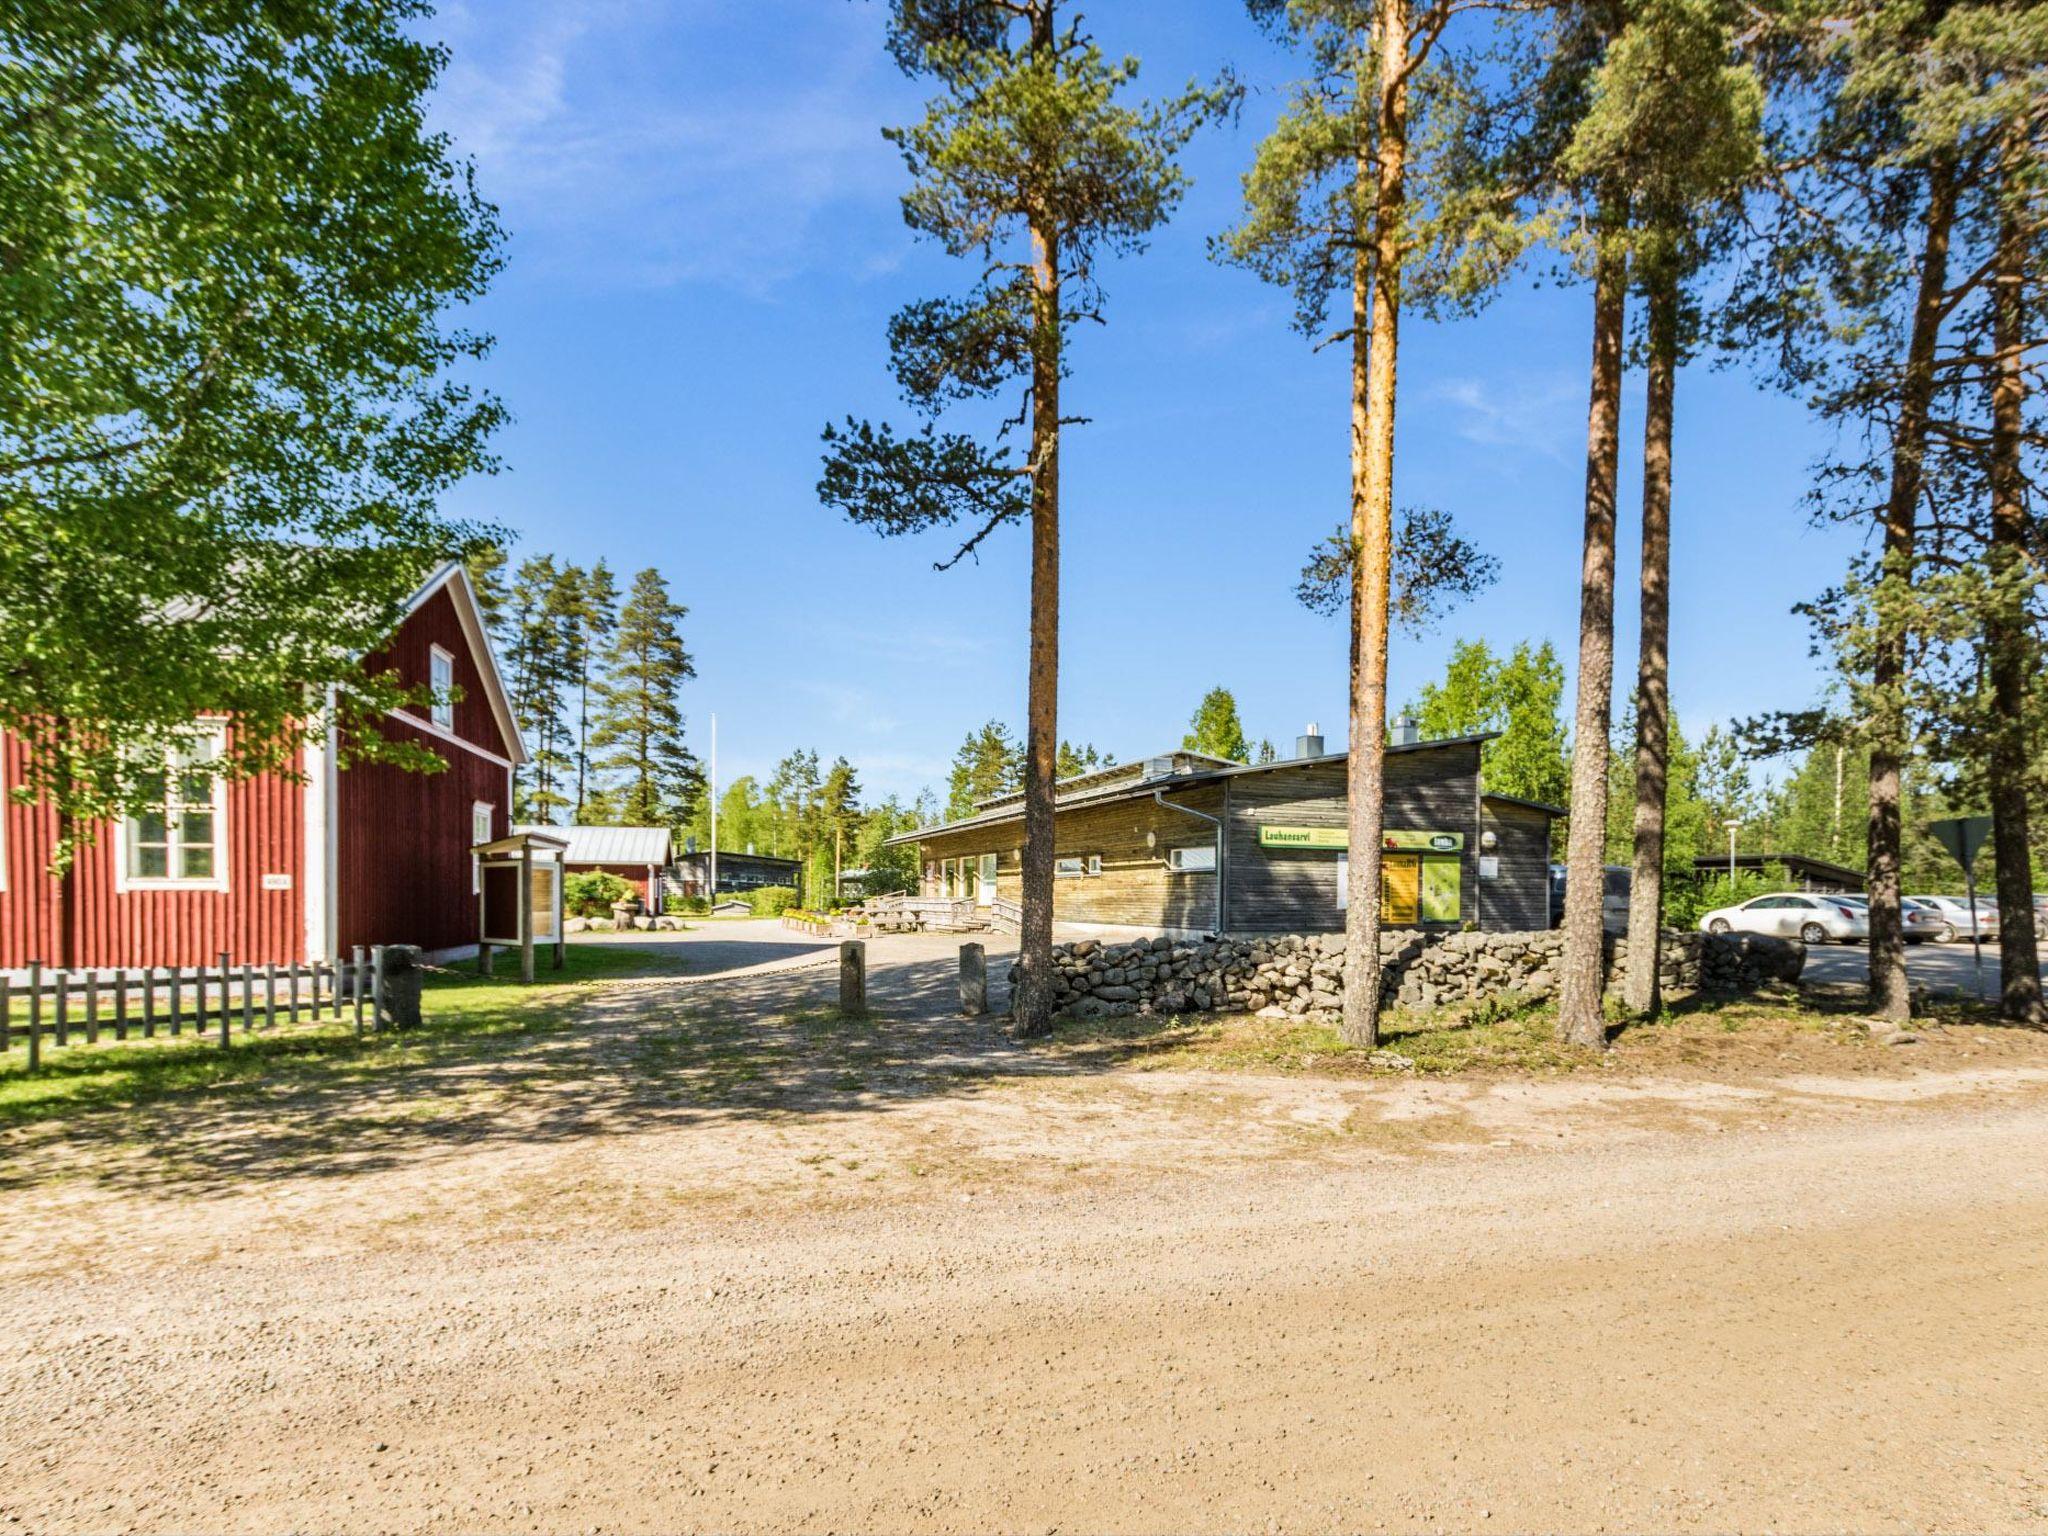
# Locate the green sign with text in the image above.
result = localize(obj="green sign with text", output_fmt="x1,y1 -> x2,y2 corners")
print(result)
1258,826 -> 1463,853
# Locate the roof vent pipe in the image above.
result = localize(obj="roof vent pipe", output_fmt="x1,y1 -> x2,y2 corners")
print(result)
1390,715 -> 1421,747
1294,723 -> 1325,759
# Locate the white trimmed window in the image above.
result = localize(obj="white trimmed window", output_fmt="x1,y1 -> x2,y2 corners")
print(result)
430,645 -> 456,730
472,801 -> 494,893
1168,844 -> 1216,873
1055,854 -> 1101,878
123,727 -> 227,887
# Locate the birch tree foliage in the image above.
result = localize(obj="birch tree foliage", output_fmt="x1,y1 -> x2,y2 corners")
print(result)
0,1 -> 505,859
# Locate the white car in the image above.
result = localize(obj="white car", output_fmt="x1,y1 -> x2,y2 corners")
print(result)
1906,895 -> 1999,942
1698,893 -> 1870,945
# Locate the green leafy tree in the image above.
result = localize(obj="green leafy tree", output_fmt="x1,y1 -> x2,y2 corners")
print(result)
853,795 -> 924,896
818,1 -> 1229,1037
589,569 -> 701,830
1407,639 -> 1570,813
0,0 -> 505,955
1182,687 -> 1250,763
946,720 -> 1022,820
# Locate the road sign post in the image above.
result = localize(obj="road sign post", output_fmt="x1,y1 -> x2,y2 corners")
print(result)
1928,816 -> 1994,1002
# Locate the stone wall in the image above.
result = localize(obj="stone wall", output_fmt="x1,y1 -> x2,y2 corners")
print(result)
1016,927 -> 1803,1021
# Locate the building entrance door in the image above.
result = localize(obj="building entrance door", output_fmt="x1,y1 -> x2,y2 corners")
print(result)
977,853 -> 998,906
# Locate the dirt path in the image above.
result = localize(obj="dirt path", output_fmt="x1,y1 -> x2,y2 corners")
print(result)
6,957 -> 2048,1533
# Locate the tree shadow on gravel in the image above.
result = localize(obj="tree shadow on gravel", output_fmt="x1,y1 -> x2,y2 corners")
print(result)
0,942 -> 1104,1199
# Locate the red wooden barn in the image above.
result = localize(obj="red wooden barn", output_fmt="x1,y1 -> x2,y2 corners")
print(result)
0,561 -> 522,972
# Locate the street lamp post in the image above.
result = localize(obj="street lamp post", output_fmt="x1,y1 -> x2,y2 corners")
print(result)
1725,819 -> 1744,883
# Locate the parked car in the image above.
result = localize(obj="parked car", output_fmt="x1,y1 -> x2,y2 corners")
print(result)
1548,863 -> 1631,934
1697,892 -> 1869,945
1832,895 -> 1949,944
1905,894 -> 1999,941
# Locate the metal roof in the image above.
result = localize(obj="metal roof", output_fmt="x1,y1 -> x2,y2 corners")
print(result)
514,824 -> 673,865
884,732 -> 1508,846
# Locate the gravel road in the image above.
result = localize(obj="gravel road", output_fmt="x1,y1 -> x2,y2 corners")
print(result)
5,943 -> 2047,1533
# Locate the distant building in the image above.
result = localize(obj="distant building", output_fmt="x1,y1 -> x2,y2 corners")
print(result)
516,824 -> 674,909
673,849 -> 802,898
1688,852 -> 1865,893
886,726 -> 1562,940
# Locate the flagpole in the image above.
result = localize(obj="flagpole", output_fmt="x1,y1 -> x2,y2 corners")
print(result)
709,713 -> 719,901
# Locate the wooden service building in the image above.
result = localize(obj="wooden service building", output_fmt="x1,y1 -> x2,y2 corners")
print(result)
888,727 -> 1561,939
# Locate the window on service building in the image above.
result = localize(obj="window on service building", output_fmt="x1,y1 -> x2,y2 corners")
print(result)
1168,845 -> 1216,873
125,728 -> 226,885
1055,854 -> 1101,878
430,646 -> 456,730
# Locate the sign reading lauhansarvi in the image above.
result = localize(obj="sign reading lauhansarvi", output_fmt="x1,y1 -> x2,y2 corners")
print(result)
1258,825 -> 1464,853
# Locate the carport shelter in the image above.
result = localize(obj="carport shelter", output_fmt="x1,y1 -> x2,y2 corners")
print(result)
886,735 -> 1562,939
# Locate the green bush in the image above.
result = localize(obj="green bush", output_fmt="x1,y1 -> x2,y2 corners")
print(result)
746,885 -> 798,916
565,870 -> 637,918
665,893 -> 710,915
1666,871 -> 1777,931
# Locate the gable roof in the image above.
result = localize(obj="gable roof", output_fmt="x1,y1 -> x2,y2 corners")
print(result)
399,561 -> 525,768
516,824 -> 673,865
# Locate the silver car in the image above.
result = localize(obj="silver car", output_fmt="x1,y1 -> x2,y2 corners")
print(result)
1698,892 -> 1870,945
1835,895 -> 1949,944
1907,895 -> 1999,942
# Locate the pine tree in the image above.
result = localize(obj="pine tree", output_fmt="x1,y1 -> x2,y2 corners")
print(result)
568,561 -> 620,822
821,756 -> 862,904
1057,741 -> 1110,777
947,721 -> 1022,820
819,2 -> 1229,1037
506,554 -> 574,823
588,569 -> 701,830
1182,688 -> 1250,763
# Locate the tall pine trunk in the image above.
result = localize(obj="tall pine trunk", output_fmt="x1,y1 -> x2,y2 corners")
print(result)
1622,266 -> 1677,1015
1866,162 -> 1957,1024
1557,209 -> 1627,1049
1012,210 -> 1062,1037
1341,4 -> 1407,1049
1984,176 -> 2042,1024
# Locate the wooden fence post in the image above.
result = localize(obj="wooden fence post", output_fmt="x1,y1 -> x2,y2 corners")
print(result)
26,961 -> 42,1073
85,972 -> 100,1044
142,969 -> 157,1038
264,964 -> 277,1030
352,947 -> 366,1038
287,962 -> 301,1024
959,943 -> 988,1017
169,967 -> 183,1036
242,965 -> 254,1033
839,940 -> 867,1019
54,970 -> 69,1048
114,973 -> 129,1041
0,974 -> 10,1054
217,953 -> 232,1047
371,946 -> 389,1032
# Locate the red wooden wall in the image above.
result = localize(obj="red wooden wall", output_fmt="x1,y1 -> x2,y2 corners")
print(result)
335,583 -> 514,956
572,862 -> 663,906
0,729 -> 306,970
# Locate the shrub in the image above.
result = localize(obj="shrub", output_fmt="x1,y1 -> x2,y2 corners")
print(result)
664,893 -> 710,915
746,885 -> 798,916
565,870 -> 637,918
1666,871 -> 1776,931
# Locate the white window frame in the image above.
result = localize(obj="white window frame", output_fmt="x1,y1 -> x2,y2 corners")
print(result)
1055,854 -> 1101,878
1168,844 -> 1216,873
430,644 -> 456,731
116,722 -> 230,893
472,800 -> 494,894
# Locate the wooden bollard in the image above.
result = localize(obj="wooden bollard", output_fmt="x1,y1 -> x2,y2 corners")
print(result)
838,940 -> 867,1019
958,942 -> 988,1017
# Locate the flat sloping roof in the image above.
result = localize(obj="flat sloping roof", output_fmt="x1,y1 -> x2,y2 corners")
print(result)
886,733 -> 1514,846
515,824 -> 672,865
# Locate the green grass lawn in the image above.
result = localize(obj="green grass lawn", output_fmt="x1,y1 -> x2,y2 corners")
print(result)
0,941 -> 694,1132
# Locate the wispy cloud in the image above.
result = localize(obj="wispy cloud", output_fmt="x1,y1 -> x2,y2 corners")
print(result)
1428,374 -> 1581,462
426,0 -> 909,294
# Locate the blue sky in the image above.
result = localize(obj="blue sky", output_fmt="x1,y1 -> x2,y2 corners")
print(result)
424,0 -> 1861,805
